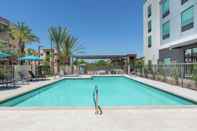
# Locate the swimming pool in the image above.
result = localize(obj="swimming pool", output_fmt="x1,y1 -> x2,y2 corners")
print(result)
0,76 -> 196,107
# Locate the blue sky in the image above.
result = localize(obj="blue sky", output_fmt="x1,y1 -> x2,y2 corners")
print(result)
1,0 -> 143,56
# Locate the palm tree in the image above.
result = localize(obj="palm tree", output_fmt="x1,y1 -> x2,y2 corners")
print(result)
61,35 -> 84,65
48,26 -> 68,74
9,22 -> 39,57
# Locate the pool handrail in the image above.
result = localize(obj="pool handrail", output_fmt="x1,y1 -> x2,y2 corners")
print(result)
93,86 -> 102,115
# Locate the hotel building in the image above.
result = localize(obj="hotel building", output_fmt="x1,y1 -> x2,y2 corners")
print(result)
144,0 -> 197,64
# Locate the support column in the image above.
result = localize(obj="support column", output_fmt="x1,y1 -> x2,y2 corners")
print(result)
70,56 -> 73,74
127,56 -> 130,74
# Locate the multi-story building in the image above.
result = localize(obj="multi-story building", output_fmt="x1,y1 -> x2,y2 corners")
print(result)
159,0 -> 197,63
143,0 -> 161,64
0,17 -> 10,46
144,0 -> 197,64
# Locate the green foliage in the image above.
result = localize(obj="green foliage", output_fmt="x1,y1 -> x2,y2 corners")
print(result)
144,66 -> 149,78
9,22 -> 39,56
86,60 -> 112,71
38,65 -> 52,76
48,26 -> 69,72
171,67 -> 179,85
73,59 -> 87,66
0,68 -> 5,80
192,64 -> 197,86
61,35 -> 84,65
134,59 -> 144,76
159,66 -> 166,82
48,26 -> 84,74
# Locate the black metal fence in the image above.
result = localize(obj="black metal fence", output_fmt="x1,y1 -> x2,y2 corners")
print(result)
134,63 -> 197,90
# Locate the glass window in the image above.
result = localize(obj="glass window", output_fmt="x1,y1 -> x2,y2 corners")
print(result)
162,21 -> 170,40
181,6 -> 194,32
192,48 -> 197,53
185,49 -> 192,56
164,58 -> 171,64
181,0 -> 188,5
148,36 -> 152,48
148,20 -> 151,33
162,0 -> 170,18
148,5 -> 151,18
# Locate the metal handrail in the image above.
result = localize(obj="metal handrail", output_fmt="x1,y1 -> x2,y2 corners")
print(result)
93,86 -> 102,115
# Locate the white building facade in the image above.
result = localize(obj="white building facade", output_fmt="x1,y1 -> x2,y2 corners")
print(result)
159,0 -> 197,63
143,0 -> 161,64
144,0 -> 197,64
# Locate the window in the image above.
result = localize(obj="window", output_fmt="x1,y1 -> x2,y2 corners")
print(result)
162,21 -> 170,40
148,36 -> 152,48
164,58 -> 171,64
185,49 -> 192,56
148,5 -> 152,18
181,0 -> 188,5
184,48 -> 197,63
193,48 -> 197,54
181,6 -> 194,32
148,20 -> 152,33
162,0 -> 170,18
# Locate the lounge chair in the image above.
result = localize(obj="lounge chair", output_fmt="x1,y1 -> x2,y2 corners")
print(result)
0,76 -> 16,88
28,71 -> 46,81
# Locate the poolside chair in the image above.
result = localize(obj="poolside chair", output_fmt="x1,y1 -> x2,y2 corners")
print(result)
0,74 -> 16,88
28,71 -> 46,81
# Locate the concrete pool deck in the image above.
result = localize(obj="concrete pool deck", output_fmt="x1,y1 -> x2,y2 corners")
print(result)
0,75 -> 197,130
0,108 -> 197,131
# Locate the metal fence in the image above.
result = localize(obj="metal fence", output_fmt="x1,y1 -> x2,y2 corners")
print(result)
134,63 -> 197,89
0,64 -> 52,83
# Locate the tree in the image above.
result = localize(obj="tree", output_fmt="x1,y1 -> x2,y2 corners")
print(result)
61,35 -> 84,65
9,22 -> 39,57
48,26 -> 68,73
26,48 -> 37,55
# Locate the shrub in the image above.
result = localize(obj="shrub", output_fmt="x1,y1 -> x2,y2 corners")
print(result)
0,68 -> 4,80
192,65 -> 197,86
171,67 -> 179,85
159,66 -> 166,82
144,66 -> 149,78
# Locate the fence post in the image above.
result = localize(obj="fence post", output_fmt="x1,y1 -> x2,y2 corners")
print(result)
181,64 -> 184,88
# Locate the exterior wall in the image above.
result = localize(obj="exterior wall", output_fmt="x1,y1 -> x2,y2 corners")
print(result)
160,0 -> 197,48
143,0 -> 161,64
0,17 -> 10,43
159,0 -> 197,63
159,43 -> 197,63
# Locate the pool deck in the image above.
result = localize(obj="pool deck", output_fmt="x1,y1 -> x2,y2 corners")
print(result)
0,75 -> 197,130
0,108 -> 197,131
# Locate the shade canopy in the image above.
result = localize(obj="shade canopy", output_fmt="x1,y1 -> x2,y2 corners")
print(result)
18,55 -> 43,61
0,51 -> 11,58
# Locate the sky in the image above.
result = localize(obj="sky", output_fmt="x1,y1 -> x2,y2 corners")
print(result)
0,0 -> 144,57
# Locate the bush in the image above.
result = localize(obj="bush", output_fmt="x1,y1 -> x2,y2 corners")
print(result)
171,67 -> 179,85
192,65 -> 197,86
144,66 -> 149,78
159,66 -> 166,82
0,68 -> 4,80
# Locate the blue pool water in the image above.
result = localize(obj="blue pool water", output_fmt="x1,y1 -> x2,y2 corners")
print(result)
0,76 -> 195,107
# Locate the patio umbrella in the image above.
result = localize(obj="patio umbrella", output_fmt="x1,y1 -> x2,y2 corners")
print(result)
0,51 -> 10,59
18,55 -> 43,61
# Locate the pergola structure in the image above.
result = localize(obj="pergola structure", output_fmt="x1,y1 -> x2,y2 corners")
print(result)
72,54 -> 136,74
